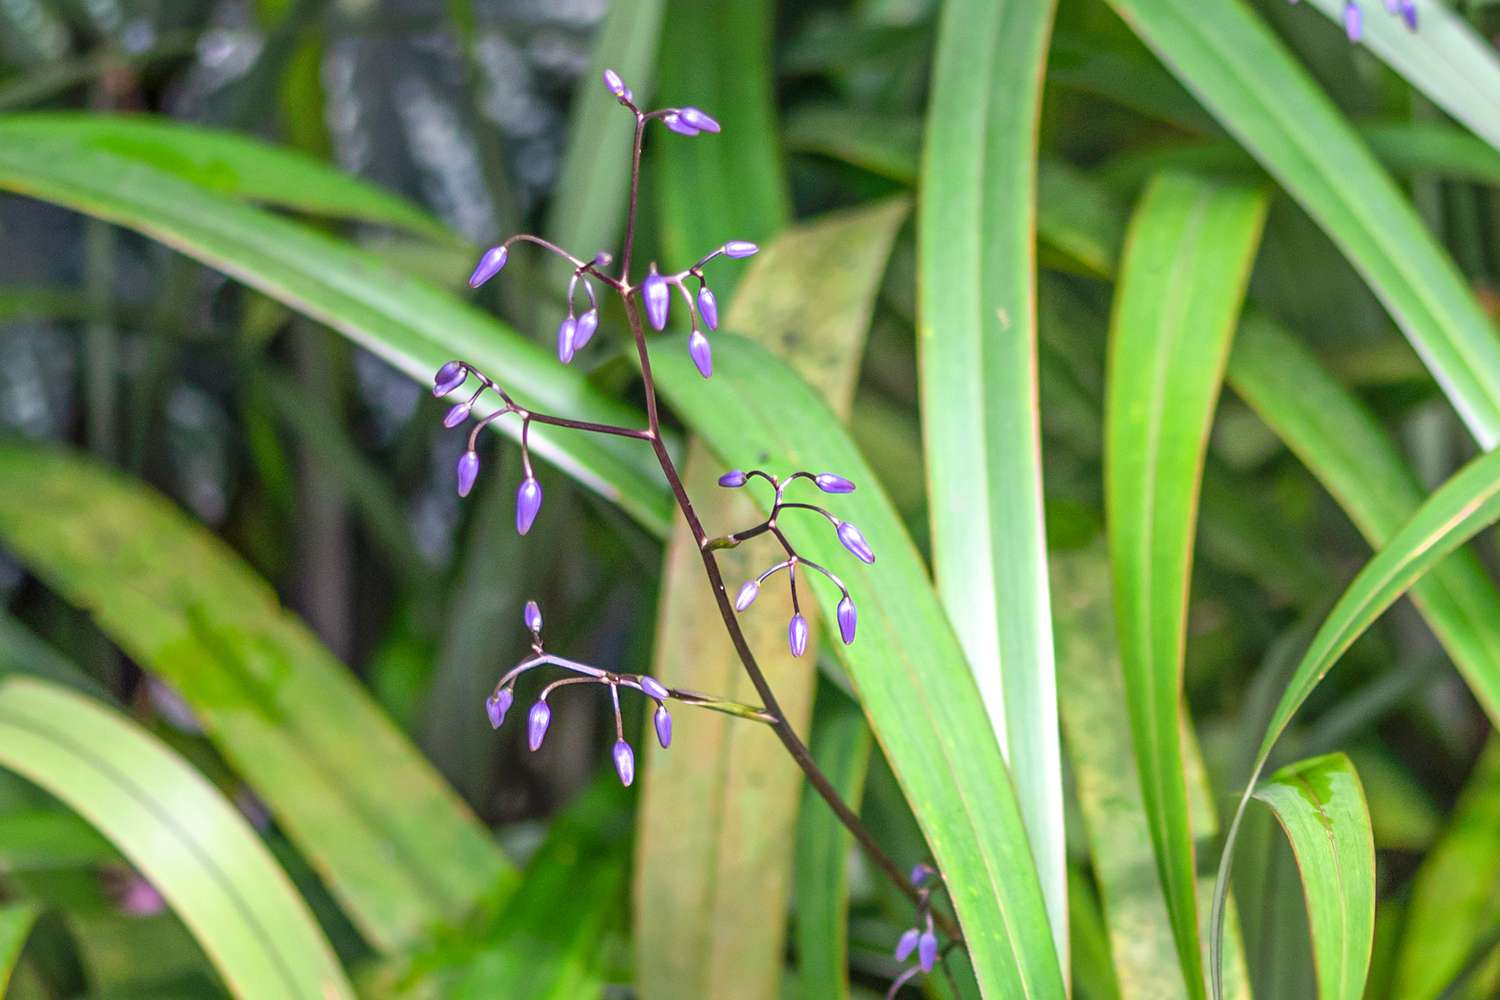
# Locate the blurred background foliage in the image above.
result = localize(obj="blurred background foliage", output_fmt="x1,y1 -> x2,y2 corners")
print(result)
1,0 -> 1500,997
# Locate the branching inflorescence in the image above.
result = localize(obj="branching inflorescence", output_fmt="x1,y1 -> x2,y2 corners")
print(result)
429,66 -> 961,989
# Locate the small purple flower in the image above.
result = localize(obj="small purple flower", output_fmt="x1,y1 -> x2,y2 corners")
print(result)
557,315 -> 578,364
574,308 -> 600,351
516,477 -> 543,535
698,286 -> 719,330
1399,0 -> 1416,29
664,113 -> 700,136
688,330 -> 713,378
456,451 -> 480,497
469,245 -> 508,287
719,470 -> 747,488
789,613 -> 809,657
443,402 -> 471,428
654,705 -> 673,749
602,68 -> 627,99
837,596 -> 857,645
1344,0 -> 1362,40
735,580 -> 760,611
486,688 -> 513,729
613,739 -> 636,786
917,930 -> 938,973
434,361 -> 466,396
524,600 -> 543,633
639,675 -> 669,701
909,863 -> 936,887
644,267 -> 670,330
837,521 -> 876,564
723,241 -> 759,259
895,928 -> 919,962
814,473 -> 855,494
527,700 -> 551,751
678,107 -> 721,133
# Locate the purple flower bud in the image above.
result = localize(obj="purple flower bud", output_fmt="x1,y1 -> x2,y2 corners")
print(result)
613,739 -> 636,786
434,361 -> 466,396
621,86 -> 634,103
837,521 -> 876,564
602,68 -> 627,98
443,402 -> 471,428
527,700 -> 551,751
1399,0 -> 1416,29
837,596 -> 857,645
789,613 -> 809,657
735,580 -> 760,611
719,470 -> 747,488
1344,0 -> 1362,40
909,863 -> 935,887
917,930 -> 938,973
698,286 -> 719,330
723,241 -> 759,259
469,245 -> 509,287
644,268 -> 670,330
895,928 -> 919,962
639,675 -> 669,701
678,107 -> 721,133
523,600 -> 543,633
814,473 -> 855,494
688,330 -> 713,379
664,113 -> 700,136
516,477 -> 543,535
654,705 -> 672,749
557,315 -> 578,364
456,451 -> 480,497
573,308 -> 600,350
486,687 -> 513,729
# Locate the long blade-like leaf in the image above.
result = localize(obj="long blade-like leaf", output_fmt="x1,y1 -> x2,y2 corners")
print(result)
651,333 -> 1066,997
0,123 -> 674,535
1105,172 -> 1267,996
919,0 -> 1067,960
0,903 -> 37,994
0,676 -> 353,1000
0,446 -> 511,951
1251,754 -> 1375,1000
1103,0 -> 1500,448
634,200 -> 903,998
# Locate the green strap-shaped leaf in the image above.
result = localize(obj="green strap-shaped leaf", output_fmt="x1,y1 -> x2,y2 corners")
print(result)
1213,444 -> 1500,995
919,0 -> 1067,960
634,201 -> 903,999
0,446 -> 511,951
1251,754 -> 1375,1000
651,333 -> 1066,998
0,903 -> 38,994
0,113 -> 456,243
0,123 -> 674,536
1103,0 -> 1500,448
1298,0 -> 1500,155
0,676 -> 353,1000
1105,172 -> 1267,997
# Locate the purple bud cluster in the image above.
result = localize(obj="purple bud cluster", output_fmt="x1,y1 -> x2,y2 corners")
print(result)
483,601 -> 676,788
430,360 -> 548,533
718,469 -> 875,657
886,864 -> 945,996
637,240 -> 758,379
1320,0 -> 1417,42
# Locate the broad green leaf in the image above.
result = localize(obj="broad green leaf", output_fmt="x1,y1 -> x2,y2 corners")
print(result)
547,0 -> 666,256
1052,545 -> 1251,1000
1391,738 -> 1500,999
651,332 -> 1066,997
783,104 -> 923,183
0,903 -> 38,994
0,676 -> 353,1000
1299,0 -> 1500,155
1213,444 -> 1500,996
635,200 -> 904,999
795,683 -> 874,1000
0,445 -> 512,951
0,123 -> 674,536
1105,172 -> 1267,996
1251,754 -> 1375,1000
0,113 -> 455,243
919,0 -> 1067,961
1103,0 -> 1500,448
